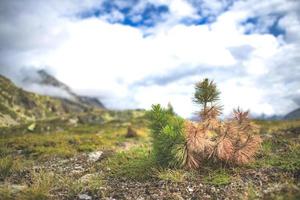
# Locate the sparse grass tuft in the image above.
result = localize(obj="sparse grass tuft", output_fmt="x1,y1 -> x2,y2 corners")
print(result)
21,170 -> 56,200
60,176 -> 84,199
0,157 -> 23,181
244,183 -> 259,200
85,174 -> 106,197
155,169 -> 187,183
0,185 -> 15,200
0,157 -> 14,181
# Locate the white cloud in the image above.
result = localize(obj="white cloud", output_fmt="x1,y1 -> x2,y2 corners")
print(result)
0,0 -> 300,118
168,0 -> 196,18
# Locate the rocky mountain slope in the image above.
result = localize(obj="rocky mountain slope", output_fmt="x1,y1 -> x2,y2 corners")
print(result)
23,70 -> 105,109
0,74 -> 104,127
285,108 -> 300,120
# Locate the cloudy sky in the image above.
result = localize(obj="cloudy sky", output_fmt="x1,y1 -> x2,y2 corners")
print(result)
0,0 -> 299,118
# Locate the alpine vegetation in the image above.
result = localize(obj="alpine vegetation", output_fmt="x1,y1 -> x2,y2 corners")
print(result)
148,78 -> 262,169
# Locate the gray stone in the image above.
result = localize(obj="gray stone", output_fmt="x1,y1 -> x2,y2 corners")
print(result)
10,185 -> 27,193
80,173 -> 96,183
88,151 -> 103,162
78,194 -> 92,200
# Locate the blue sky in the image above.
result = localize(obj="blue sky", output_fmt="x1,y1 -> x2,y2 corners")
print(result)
0,0 -> 299,118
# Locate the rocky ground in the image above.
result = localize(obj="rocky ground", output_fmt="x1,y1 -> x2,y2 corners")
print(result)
0,116 -> 300,200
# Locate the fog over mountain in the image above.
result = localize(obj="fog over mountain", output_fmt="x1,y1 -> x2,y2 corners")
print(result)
0,0 -> 300,118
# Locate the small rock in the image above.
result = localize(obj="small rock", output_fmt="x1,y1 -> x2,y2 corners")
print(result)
125,125 -> 138,138
172,193 -> 184,200
88,151 -> 103,162
11,185 -> 27,193
27,123 -> 36,131
17,150 -> 23,154
211,186 -> 216,192
68,118 -> 78,126
80,173 -> 96,183
78,194 -> 92,200
74,165 -> 84,170
187,186 -> 194,193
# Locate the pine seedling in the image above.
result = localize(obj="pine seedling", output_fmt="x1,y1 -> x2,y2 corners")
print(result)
148,78 -> 262,170
194,78 -> 220,112
148,104 -> 186,168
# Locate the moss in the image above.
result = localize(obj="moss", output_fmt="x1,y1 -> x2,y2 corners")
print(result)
104,146 -> 155,181
204,170 -> 231,186
32,146 -> 76,160
77,144 -> 98,152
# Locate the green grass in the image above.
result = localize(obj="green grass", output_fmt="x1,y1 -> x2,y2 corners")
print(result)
0,112 -> 150,188
0,115 -> 299,199
255,119 -> 300,134
249,131 -> 300,172
0,123 -> 147,161
262,183 -> 300,200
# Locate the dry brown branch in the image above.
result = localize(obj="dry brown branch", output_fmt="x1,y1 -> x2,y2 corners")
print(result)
200,106 -> 222,130
233,108 -> 250,124
185,149 -> 201,169
233,135 -> 262,165
216,138 -> 234,161
184,121 -> 215,169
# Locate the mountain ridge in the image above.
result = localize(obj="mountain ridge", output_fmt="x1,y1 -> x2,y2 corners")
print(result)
284,108 -> 300,120
23,70 -> 105,109
0,73 -> 104,127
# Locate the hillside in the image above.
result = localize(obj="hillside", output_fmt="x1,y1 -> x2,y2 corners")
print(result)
285,108 -> 300,120
0,74 -> 103,127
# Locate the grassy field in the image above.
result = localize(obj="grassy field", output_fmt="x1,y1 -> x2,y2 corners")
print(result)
0,112 -> 299,199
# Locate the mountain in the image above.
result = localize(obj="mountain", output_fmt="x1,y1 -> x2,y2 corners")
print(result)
23,70 -> 105,109
0,74 -> 104,127
284,108 -> 300,120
